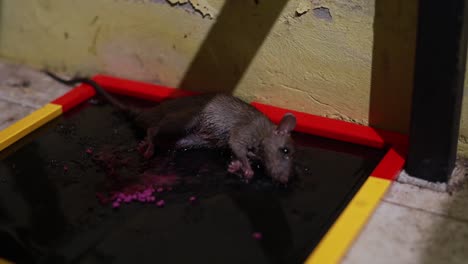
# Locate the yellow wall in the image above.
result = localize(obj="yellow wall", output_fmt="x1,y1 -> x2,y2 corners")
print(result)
0,0 -> 467,155
460,77 -> 468,156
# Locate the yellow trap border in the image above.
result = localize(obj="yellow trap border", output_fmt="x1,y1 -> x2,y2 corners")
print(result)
0,103 -> 62,264
0,103 -> 62,152
305,176 -> 392,264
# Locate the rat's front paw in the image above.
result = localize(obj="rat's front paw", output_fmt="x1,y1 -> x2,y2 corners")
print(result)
243,168 -> 254,179
143,143 -> 154,159
137,140 -> 150,153
228,160 -> 243,173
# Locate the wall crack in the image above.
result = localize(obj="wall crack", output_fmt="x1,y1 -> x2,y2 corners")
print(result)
88,26 -> 102,55
278,83 -> 356,122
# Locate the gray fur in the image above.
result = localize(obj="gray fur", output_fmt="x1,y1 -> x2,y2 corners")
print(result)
45,72 -> 297,183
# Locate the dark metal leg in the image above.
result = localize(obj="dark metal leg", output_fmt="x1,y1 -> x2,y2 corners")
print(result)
406,0 -> 468,182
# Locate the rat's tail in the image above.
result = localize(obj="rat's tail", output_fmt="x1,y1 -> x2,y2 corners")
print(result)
44,71 -> 138,116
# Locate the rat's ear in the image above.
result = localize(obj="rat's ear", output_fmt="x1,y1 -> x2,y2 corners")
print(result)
276,113 -> 296,135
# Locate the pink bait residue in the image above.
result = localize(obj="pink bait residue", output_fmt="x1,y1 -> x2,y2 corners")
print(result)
92,146 -> 184,209
86,147 -> 94,154
252,232 -> 262,240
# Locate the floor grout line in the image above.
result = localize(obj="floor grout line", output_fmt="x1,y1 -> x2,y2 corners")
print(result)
382,200 -> 468,224
0,96 -> 40,109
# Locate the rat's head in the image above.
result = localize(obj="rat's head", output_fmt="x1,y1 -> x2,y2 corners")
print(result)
262,113 -> 297,184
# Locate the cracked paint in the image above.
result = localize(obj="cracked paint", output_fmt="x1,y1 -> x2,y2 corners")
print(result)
88,26 -> 102,55
184,0 -> 218,19
326,113 -> 363,125
154,0 -> 218,19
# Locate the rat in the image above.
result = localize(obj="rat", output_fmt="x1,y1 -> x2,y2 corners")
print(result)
44,71 -> 297,184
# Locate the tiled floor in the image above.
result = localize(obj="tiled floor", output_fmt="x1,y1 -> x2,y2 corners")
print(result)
1,60 -> 467,264
342,181 -> 468,264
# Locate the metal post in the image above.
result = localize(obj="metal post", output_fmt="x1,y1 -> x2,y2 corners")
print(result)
406,0 -> 468,182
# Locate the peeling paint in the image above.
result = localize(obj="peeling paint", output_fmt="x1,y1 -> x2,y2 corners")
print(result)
325,113 -> 364,125
313,7 -> 332,21
294,1 -> 334,21
163,0 -> 217,19
136,0 -> 218,19
459,135 -> 468,144
458,135 -> 468,156
296,0 -> 311,16
148,0 -> 196,15
312,0 -> 369,15
187,0 -> 218,19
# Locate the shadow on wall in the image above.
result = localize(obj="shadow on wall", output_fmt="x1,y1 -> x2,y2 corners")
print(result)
178,0 -> 289,94
173,2 -> 292,261
368,0 -> 418,134
184,0 -> 419,133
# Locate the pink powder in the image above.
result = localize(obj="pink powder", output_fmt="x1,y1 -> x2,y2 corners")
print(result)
63,165 -> 68,172
189,196 -> 197,202
100,185 -> 160,207
252,232 -> 262,240
92,146 -> 184,209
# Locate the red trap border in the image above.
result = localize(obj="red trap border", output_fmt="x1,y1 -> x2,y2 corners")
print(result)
2,74 -> 408,264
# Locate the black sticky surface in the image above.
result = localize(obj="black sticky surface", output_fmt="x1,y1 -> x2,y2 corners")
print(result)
0,97 -> 384,264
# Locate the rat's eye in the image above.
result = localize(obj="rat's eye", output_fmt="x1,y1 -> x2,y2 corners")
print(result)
280,147 -> 289,155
